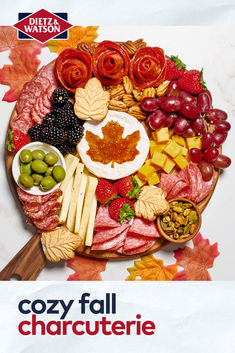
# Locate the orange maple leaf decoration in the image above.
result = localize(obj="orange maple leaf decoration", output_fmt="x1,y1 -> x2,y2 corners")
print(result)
126,254 -> 178,281
173,233 -> 220,281
86,121 -> 140,166
67,255 -> 108,281
0,47 -> 40,102
47,26 -> 99,54
0,26 -> 45,53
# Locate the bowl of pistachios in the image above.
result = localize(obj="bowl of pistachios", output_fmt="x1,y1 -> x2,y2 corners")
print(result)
157,198 -> 201,243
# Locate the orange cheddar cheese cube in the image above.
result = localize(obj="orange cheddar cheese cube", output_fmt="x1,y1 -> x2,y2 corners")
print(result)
186,137 -> 202,150
155,127 -> 170,143
164,140 -> 182,158
151,151 -> 167,168
138,164 -> 155,181
148,172 -> 160,185
134,174 -> 146,187
174,154 -> 189,169
172,135 -> 185,146
163,158 -> 175,174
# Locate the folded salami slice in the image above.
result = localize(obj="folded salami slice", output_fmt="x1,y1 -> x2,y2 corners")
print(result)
33,215 -> 59,231
94,206 -> 122,230
91,228 -> 128,251
23,201 -> 41,213
123,234 -> 156,251
122,239 -> 156,255
25,200 -> 60,220
128,217 -> 161,238
93,223 -> 130,244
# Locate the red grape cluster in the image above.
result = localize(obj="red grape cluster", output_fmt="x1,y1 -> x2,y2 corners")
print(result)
141,80 -> 231,181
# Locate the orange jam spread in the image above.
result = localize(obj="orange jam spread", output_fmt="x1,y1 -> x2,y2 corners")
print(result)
85,120 -> 140,167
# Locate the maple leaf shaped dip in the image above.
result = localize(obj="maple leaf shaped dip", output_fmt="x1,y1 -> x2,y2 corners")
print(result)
77,111 -> 149,179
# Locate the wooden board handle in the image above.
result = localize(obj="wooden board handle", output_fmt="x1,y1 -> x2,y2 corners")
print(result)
0,234 -> 46,281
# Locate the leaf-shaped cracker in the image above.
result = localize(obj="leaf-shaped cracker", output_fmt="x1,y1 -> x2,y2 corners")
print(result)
0,47 -> 40,102
41,226 -> 82,262
126,254 -> 178,281
173,233 -> 219,281
74,77 -> 110,121
48,26 -> 99,54
134,186 -> 169,221
67,256 -> 107,281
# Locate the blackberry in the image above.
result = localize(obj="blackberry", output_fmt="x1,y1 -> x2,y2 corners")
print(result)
43,112 -> 56,127
52,87 -> 69,107
55,109 -> 74,129
41,126 -> 68,145
57,141 -> 76,155
67,125 -> 84,145
28,124 -> 43,141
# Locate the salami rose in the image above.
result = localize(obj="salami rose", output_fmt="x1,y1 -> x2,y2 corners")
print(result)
129,47 -> 166,89
55,49 -> 92,93
92,41 -> 130,85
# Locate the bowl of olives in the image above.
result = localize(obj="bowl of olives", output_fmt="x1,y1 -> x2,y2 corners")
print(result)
12,142 -> 66,195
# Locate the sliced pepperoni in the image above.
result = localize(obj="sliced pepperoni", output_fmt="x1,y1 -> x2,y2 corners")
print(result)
33,215 -> 59,231
128,217 -> 161,238
92,223 -> 130,244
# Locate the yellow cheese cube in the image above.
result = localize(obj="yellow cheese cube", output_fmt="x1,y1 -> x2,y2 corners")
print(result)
172,135 -> 185,146
164,140 -> 182,158
145,159 -> 152,165
174,154 -> 189,169
150,137 -> 167,154
181,147 -> 188,156
148,172 -> 160,185
155,127 -> 170,143
138,164 -> 155,181
151,151 -> 167,168
134,174 -> 146,187
163,158 -> 175,174
186,137 -> 202,150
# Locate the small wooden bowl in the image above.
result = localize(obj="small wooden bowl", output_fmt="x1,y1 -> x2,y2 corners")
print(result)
157,198 -> 202,243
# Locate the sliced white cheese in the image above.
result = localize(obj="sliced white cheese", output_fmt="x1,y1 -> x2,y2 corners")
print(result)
79,175 -> 98,242
74,172 -> 88,234
85,194 -> 97,246
66,163 -> 84,232
58,154 -> 80,203
59,177 -> 73,224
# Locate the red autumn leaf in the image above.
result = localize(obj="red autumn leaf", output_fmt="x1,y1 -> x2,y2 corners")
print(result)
67,255 -> 108,281
173,233 -> 219,281
0,26 -> 45,53
0,47 -> 40,102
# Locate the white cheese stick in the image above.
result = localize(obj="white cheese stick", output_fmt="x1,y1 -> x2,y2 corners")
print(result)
59,177 -> 73,224
58,155 -> 79,203
74,172 -> 88,234
85,195 -> 97,246
79,175 -> 98,242
66,163 -> 84,232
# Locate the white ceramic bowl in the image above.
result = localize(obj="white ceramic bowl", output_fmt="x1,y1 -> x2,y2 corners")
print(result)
12,142 -> 66,196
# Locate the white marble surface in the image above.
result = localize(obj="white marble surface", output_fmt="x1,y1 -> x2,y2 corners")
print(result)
0,26 -> 234,280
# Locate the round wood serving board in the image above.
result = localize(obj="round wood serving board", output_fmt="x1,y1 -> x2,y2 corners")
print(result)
1,82 -> 219,280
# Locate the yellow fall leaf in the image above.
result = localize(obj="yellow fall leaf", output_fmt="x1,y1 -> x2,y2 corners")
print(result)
47,26 -> 99,54
126,254 -> 178,281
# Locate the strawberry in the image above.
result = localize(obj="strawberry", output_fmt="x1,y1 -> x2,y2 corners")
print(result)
7,129 -> 29,152
108,197 -> 135,223
96,178 -> 118,205
178,69 -> 207,94
115,175 -> 142,199
165,56 -> 186,80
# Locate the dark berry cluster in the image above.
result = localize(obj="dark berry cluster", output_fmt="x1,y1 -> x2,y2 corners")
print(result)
28,88 -> 84,155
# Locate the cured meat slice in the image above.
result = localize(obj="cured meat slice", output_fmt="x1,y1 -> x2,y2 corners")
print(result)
128,217 -> 161,238
10,110 -> 33,134
31,107 -> 45,125
42,91 -> 52,109
94,206 -> 121,230
33,215 -> 59,231
91,228 -> 128,251
167,179 -> 189,200
23,201 -> 41,213
122,234 -> 156,251
34,77 -> 50,92
36,96 -> 50,117
17,187 -> 62,204
38,64 -> 58,86
92,223 -> 130,244
26,200 -> 60,220
194,172 -> 217,203
122,239 -> 156,255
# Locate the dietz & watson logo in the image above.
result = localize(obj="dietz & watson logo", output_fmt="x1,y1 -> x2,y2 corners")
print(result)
13,9 -> 73,43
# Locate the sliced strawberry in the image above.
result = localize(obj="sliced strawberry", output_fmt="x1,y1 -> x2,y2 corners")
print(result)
7,129 -> 30,152
165,56 -> 186,80
178,69 -> 207,94
108,198 -> 135,223
96,178 -> 118,205
115,175 -> 142,199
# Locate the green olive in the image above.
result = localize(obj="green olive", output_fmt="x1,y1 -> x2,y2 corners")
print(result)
31,160 -> 48,174
44,152 -> 58,166
32,149 -> 45,161
52,165 -> 66,182
32,174 -> 43,186
19,174 -> 34,189
40,176 -> 56,191
20,149 -> 32,164
45,166 -> 53,176
20,162 -> 32,175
